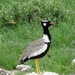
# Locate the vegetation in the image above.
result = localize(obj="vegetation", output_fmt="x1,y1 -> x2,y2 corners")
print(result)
0,0 -> 75,75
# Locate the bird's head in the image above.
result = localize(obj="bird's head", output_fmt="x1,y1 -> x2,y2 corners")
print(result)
41,20 -> 53,28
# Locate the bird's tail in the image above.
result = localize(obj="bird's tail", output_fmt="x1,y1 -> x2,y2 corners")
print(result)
19,56 -> 28,64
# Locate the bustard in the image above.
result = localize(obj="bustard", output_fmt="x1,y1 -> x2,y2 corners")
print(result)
19,20 -> 53,74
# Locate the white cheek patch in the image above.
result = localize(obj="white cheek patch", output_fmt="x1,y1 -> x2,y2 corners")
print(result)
28,44 -> 47,58
43,23 -> 46,26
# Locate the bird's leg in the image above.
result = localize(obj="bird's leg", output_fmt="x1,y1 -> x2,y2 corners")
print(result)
35,59 -> 40,74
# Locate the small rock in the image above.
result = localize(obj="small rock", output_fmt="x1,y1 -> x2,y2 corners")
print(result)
21,67 -> 30,72
43,72 -> 59,75
72,59 -> 75,65
26,72 -> 41,75
0,68 -> 10,75
26,72 -> 59,75
16,64 -> 31,72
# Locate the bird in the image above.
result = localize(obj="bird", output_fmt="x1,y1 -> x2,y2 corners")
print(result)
19,20 -> 53,74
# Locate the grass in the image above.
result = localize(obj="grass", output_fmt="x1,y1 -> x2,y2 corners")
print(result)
0,0 -> 75,75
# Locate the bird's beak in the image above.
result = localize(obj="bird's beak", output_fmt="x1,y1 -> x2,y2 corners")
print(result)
49,22 -> 53,25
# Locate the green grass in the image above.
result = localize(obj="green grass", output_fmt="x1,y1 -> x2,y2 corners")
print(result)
0,0 -> 75,75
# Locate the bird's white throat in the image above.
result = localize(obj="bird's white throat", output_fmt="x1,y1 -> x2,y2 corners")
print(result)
43,34 -> 50,43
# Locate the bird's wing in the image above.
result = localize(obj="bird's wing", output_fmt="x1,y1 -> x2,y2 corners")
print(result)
20,38 -> 45,60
